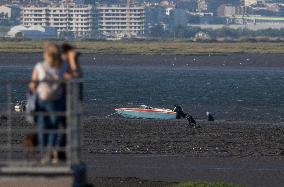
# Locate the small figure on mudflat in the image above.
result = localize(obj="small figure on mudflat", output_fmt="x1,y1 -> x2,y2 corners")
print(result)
173,105 -> 200,128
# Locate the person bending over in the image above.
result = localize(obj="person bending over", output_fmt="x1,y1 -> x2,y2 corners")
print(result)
173,105 -> 199,128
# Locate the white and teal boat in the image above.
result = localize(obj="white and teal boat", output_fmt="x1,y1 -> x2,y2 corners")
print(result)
115,105 -> 177,119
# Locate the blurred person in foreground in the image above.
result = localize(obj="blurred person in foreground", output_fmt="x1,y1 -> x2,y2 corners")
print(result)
61,43 -> 82,80
58,43 -> 83,160
61,43 -> 83,103
29,43 -> 67,164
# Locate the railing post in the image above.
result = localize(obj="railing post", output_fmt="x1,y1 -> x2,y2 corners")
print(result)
66,81 -> 73,166
66,80 -> 81,166
70,80 -> 81,165
6,83 -> 12,165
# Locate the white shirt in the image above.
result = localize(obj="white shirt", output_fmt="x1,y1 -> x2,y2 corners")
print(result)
34,61 -> 67,81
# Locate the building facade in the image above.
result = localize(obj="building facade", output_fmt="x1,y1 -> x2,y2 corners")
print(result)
217,4 -> 236,17
171,9 -> 188,28
7,24 -> 57,39
95,5 -> 145,39
22,4 -> 94,38
0,5 -> 19,18
242,0 -> 258,6
196,0 -> 208,12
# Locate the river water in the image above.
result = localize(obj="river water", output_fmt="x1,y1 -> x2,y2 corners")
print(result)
0,53 -> 283,123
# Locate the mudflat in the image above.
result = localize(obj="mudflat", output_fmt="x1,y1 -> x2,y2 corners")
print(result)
82,118 -> 283,157
0,117 -> 283,186
82,118 -> 284,187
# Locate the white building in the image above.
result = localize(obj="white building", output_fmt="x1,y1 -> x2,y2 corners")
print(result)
243,0 -> 258,6
191,23 -> 284,31
197,0 -> 208,12
0,5 -> 13,18
22,4 -> 94,38
0,5 -> 21,19
217,5 -> 236,17
7,25 -> 57,39
96,5 -> 145,39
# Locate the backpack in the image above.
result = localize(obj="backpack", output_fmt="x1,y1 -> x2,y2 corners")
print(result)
25,93 -> 37,124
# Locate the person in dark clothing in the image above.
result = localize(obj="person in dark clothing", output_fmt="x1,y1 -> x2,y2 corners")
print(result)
173,105 -> 187,119
186,114 -> 197,128
61,43 -> 82,80
173,105 -> 199,128
206,112 -> 215,122
58,43 -> 82,161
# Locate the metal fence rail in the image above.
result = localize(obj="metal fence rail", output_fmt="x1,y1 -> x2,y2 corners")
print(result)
0,80 -> 82,170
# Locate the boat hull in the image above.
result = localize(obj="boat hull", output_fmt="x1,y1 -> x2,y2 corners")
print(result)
115,108 -> 176,119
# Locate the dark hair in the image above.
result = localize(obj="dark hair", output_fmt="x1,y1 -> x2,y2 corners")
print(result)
61,43 -> 75,54
61,43 -> 81,61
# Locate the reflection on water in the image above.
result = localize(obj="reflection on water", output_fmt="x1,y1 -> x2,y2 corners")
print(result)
0,64 -> 283,123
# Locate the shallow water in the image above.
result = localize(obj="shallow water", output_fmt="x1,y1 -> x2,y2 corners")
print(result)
0,54 -> 283,122
88,65 -> 284,122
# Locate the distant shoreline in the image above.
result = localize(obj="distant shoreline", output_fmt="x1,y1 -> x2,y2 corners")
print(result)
1,41 -> 284,55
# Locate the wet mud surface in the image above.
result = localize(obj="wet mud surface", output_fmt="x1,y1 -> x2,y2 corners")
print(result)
0,117 -> 283,187
82,118 -> 284,157
89,177 -> 174,187
82,118 -> 284,187
0,116 -> 283,159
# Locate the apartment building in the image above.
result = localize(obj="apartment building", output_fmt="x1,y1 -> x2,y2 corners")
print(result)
217,4 -> 236,17
0,5 -> 21,19
96,5 -> 145,39
241,0 -> 258,6
196,0 -> 208,12
22,4 -> 94,38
